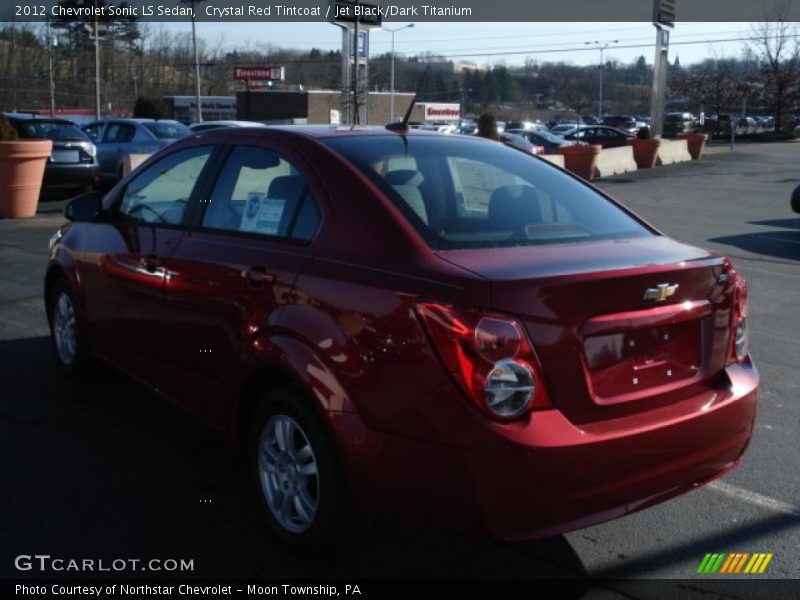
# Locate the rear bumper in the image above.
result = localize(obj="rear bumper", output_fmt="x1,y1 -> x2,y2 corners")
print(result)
43,163 -> 99,190
334,361 -> 758,540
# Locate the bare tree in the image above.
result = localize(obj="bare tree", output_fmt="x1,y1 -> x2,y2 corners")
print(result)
748,6 -> 800,131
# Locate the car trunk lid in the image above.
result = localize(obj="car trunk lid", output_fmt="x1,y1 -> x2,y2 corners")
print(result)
437,236 -> 733,425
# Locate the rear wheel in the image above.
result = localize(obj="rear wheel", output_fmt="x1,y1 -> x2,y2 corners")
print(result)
48,279 -> 92,378
249,386 -> 347,549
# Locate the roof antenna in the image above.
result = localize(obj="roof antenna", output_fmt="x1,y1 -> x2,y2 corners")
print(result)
386,65 -> 430,132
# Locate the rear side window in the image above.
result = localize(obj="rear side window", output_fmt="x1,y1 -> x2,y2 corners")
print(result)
201,146 -> 320,241
323,136 -> 651,250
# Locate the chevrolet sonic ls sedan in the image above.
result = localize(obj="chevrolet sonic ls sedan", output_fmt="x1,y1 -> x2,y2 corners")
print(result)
45,126 -> 758,547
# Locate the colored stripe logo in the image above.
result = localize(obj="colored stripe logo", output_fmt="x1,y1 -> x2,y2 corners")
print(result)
697,553 -> 773,574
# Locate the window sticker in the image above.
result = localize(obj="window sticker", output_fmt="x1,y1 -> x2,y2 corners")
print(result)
240,192 -> 285,235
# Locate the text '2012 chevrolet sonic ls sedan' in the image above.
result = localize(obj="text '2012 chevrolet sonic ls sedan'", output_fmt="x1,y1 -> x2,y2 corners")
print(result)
45,125 -> 758,547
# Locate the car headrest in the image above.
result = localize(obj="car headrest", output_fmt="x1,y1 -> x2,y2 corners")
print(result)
488,185 -> 541,227
268,175 -> 304,201
384,170 -> 424,187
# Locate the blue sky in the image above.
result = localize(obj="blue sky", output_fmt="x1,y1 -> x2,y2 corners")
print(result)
160,21 -> 757,67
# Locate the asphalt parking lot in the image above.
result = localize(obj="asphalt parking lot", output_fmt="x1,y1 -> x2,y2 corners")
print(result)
1,142 -> 798,594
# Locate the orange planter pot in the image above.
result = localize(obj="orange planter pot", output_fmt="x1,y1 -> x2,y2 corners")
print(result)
677,133 -> 708,160
558,144 -> 602,180
0,140 -> 52,219
629,138 -> 662,169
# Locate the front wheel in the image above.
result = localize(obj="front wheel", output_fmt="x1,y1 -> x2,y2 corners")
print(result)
249,387 -> 347,549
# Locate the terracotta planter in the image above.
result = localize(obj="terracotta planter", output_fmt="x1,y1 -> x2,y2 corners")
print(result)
677,133 -> 708,160
629,138 -> 662,169
0,139 -> 52,219
558,144 -> 602,180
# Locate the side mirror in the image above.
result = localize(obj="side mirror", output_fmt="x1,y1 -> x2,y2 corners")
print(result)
792,184 -> 800,214
65,191 -> 103,222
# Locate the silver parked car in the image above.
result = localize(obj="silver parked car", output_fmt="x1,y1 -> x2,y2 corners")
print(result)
188,120 -> 268,132
82,118 -> 190,187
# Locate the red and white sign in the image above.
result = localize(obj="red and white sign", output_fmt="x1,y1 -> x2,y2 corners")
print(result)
233,67 -> 285,81
423,103 -> 460,122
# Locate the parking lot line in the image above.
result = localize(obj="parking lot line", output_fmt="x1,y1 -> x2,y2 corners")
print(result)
757,235 -> 800,246
709,481 -> 800,518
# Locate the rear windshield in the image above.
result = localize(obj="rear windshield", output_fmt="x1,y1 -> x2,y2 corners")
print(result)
14,120 -> 89,142
323,135 -> 652,250
142,121 -> 190,140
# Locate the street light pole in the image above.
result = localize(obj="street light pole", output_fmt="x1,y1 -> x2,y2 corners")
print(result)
383,23 -> 414,123
585,40 -> 618,120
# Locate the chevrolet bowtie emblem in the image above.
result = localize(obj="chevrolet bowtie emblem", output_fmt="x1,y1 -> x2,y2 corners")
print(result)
643,283 -> 679,302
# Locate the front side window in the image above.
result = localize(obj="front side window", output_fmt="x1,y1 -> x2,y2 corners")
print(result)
118,145 -> 212,225
104,123 -> 136,143
323,135 -> 651,250
201,146 -> 320,241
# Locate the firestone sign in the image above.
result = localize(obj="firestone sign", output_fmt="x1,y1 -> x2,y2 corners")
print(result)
234,67 -> 285,81
423,103 -> 461,122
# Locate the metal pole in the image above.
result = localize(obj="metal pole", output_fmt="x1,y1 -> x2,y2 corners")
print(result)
390,29 -> 395,122
340,25 -> 350,124
352,11 -> 359,124
94,0 -> 100,120
598,46 -> 604,119
649,27 -> 668,138
191,1 -> 202,123
47,21 -> 55,116
384,24 -> 414,124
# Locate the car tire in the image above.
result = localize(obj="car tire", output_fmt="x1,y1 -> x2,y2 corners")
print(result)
249,385 -> 348,550
48,279 -> 92,378
792,184 -> 800,214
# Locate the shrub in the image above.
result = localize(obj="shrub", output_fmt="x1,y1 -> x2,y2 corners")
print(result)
636,126 -> 651,139
477,112 -> 499,139
0,113 -> 19,141
133,96 -> 169,119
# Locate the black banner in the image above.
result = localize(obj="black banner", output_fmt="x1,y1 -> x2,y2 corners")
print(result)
2,0 -> 800,23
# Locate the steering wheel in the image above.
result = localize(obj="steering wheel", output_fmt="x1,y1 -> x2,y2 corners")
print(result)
127,203 -> 166,224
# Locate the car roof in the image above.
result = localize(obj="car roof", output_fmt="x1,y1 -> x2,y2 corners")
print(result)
3,112 -> 74,124
83,118 -> 182,125
190,124 -> 475,141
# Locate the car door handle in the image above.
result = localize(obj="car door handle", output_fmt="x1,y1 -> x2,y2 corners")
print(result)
242,266 -> 275,284
140,254 -> 161,273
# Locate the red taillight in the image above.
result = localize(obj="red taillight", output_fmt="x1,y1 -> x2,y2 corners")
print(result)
415,301 -> 552,421
724,258 -> 749,364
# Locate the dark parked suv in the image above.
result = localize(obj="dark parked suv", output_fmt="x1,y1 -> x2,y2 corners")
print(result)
46,126 -> 758,548
5,113 -> 99,196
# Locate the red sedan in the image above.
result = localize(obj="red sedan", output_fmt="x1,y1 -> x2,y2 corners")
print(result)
46,126 -> 758,547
